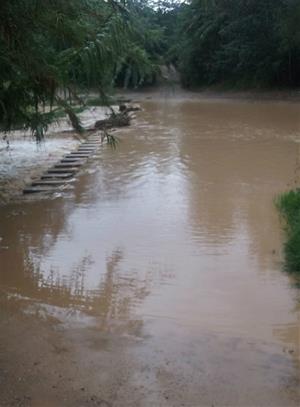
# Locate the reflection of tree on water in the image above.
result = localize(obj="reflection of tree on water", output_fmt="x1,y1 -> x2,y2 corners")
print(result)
6,247 -> 151,332
0,197 -> 72,297
92,249 -> 149,334
36,255 -> 92,306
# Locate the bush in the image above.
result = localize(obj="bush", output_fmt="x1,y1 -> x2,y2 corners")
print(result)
276,189 -> 300,272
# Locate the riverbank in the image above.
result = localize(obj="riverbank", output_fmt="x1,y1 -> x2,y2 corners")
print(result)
1,291 -> 299,407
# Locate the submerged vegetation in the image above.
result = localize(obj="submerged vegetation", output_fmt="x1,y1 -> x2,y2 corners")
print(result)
1,0 -> 300,138
276,190 -> 300,273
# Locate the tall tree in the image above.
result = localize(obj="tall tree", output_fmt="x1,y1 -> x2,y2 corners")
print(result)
0,0 -> 159,138
176,0 -> 300,87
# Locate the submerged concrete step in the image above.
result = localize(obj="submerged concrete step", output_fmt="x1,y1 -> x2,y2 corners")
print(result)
47,168 -> 77,174
78,147 -> 97,152
63,153 -> 92,160
22,136 -> 103,195
65,152 -> 91,157
41,173 -> 74,179
77,151 -> 96,155
84,143 -> 101,147
32,180 -> 70,186
69,149 -> 95,155
23,186 -> 56,194
60,158 -> 87,163
55,162 -> 83,168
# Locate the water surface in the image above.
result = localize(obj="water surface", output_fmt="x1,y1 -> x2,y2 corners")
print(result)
1,98 -> 300,406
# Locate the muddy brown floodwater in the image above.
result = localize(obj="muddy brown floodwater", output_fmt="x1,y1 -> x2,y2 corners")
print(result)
1,97 -> 300,406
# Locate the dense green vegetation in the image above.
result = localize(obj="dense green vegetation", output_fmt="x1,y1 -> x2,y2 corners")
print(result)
1,0 -> 300,137
124,0 -> 300,88
175,0 -> 300,87
0,0 -> 159,138
276,190 -> 300,273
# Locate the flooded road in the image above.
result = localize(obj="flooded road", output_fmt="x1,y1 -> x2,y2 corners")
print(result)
1,98 -> 300,406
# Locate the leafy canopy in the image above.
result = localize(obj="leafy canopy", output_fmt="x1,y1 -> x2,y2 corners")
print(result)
0,0 -> 160,138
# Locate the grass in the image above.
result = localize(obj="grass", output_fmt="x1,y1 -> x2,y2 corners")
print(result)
276,189 -> 300,273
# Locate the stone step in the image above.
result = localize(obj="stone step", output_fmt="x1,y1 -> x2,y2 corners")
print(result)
55,162 -> 83,168
41,173 -> 74,179
32,180 -> 69,186
78,147 -> 97,151
23,186 -> 56,194
60,158 -> 87,163
77,150 -> 96,154
64,154 -> 90,159
23,139 -> 102,193
47,168 -> 77,174
69,151 -> 91,156
66,152 -> 91,156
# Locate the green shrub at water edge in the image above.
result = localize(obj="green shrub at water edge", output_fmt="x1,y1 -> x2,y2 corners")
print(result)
276,190 -> 300,272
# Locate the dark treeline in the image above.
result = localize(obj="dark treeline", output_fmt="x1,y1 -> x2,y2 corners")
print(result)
1,0 -> 300,135
175,0 -> 300,88
123,0 -> 300,88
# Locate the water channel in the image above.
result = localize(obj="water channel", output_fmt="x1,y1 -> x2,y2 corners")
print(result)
0,97 -> 300,406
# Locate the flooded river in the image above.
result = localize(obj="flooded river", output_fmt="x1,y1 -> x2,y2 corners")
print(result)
1,97 -> 300,406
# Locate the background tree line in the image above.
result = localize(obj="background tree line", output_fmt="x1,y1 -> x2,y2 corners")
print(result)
174,0 -> 300,88
1,0 -> 300,136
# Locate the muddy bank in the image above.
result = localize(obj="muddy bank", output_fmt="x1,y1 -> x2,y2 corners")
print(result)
1,292 -> 299,407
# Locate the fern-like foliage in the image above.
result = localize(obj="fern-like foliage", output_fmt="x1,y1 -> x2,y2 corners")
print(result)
0,0 -> 160,138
